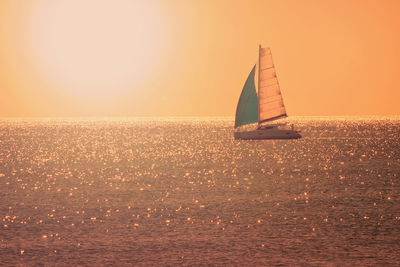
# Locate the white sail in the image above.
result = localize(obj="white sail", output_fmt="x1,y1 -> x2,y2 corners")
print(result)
258,47 -> 287,124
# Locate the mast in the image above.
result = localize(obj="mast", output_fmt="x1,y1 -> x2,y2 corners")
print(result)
257,44 -> 261,126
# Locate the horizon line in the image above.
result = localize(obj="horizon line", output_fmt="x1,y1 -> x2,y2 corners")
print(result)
1,115 -> 400,120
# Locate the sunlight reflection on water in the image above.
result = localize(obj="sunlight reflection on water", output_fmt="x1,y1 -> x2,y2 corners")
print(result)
0,117 -> 399,265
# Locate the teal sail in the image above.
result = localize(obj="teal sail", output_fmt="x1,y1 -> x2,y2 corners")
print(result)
234,65 -> 259,128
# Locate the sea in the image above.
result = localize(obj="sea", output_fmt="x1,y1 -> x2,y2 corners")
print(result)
0,117 -> 399,266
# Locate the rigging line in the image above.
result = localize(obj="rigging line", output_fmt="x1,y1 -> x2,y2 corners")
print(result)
259,83 -> 279,89
259,66 -> 275,71
258,114 -> 287,124
260,106 -> 286,113
259,98 -> 283,105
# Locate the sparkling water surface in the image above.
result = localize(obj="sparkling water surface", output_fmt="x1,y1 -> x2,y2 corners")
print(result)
0,117 -> 399,265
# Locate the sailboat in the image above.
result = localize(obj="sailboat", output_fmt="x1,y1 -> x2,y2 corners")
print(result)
234,45 -> 301,140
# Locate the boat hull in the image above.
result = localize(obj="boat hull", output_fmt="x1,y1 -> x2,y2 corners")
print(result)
234,128 -> 301,140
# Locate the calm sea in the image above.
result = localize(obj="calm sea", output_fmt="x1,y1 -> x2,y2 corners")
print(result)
0,117 -> 399,266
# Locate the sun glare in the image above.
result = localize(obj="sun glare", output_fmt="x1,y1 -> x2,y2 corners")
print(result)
27,0 -> 165,100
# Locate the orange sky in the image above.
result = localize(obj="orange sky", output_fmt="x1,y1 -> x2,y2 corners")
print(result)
0,0 -> 399,117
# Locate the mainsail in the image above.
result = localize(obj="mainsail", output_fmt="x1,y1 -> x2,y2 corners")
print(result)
234,65 -> 258,128
258,47 -> 287,124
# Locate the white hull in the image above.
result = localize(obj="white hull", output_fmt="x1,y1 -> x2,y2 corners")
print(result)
234,128 -> 301,140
